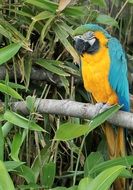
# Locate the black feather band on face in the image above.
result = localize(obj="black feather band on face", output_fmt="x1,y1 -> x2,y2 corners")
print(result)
74,35 -> 100,55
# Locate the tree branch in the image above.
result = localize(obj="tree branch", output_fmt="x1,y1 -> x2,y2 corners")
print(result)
12,99 -> 133,130
0,66 -> 62,84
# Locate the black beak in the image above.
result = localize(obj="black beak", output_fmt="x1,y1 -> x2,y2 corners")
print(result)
74,36 -> 91,55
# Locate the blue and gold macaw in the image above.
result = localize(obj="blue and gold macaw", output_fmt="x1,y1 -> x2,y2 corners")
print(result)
73,24 -> 130,190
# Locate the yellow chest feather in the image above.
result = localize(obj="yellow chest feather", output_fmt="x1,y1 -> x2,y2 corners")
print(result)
81,46 -> 118,104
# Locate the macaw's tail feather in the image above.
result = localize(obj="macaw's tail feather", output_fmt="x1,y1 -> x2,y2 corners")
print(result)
103,122 -> 126,190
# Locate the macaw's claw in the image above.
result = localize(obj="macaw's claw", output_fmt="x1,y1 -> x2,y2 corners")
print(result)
95,103 -> 112,115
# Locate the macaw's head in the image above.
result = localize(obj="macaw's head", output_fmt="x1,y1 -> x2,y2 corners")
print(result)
73,24 -> 111,55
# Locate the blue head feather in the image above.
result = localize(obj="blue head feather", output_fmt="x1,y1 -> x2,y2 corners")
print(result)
73,23 -> 111,38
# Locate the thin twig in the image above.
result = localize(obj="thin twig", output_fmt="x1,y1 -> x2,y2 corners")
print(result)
115,0 -> 129,20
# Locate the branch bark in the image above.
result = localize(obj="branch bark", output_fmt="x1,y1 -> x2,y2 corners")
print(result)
12,99 -> 133,130
0,66 -> 62,84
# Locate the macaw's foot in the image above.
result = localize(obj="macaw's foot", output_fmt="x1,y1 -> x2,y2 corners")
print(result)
95,103 -> 112,115
99,103 -> 112,113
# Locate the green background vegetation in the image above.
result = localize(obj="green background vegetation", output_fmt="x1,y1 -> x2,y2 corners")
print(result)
0,0 -> 133,189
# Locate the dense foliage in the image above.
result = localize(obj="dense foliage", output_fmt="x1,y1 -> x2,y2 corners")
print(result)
0,0 -> 133,189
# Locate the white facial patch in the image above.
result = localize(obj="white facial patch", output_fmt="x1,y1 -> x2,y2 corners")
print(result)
88,38 -> 96,46
83,31 -> 96,46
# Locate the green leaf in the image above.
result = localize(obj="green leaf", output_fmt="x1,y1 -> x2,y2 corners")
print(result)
0,19 -> 30,50
41,162 -> 56,188
26,11 -> 54,41
17,165 -> 35,183
17,183 -> 41,190
54,23 -> 79,63
0,43 -> 22,65
51,187 -> 67,190
25,0 -> 58,12
64,6 -> 87,17
0,25 -> 12,40
11,131 -> 26,161
32,145 -> 51,182
26,95 -> 36,112
68,186 -> 78,190
0,126 -> 4,161
36,59 -> 70,76
7,9 -> 33,18
86,165 -> 126,190
89,155 -> 133,177
55,105 -> 120,141
96,14 -> 118,27
4,110 -> 44,132
89,105 -> 121,129
78,177 -> 93,190
32,11 -> 54,21
90,0 -> 107,7
84,152 -> 104,177
40,16 -> 55,42
55,122 -> 90,141
2,122 -> 13,137
4,161 -> 25,172
0,80 -> 26,90
0,83 -> 23,100
128,0 -> 133,3
0,160 -> 15,190
59,22 -> 74,36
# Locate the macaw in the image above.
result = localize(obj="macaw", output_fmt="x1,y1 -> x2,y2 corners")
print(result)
73,24 -> 130,190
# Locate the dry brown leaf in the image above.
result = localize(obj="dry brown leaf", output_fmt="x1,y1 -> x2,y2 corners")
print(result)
57,0 -> 72,12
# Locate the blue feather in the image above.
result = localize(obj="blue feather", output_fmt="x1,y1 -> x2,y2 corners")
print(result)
108,37 -> 130,111
74,23 -> 111,38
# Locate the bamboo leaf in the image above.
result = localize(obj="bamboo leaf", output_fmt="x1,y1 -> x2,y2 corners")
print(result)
96,14 -> 118,27
57,0 -> 72,12
90,0 -> 107,7
0,81 -> 26,90
4,110 -> 44,132
128,0 -> 133,3
26,11 -> 54,40
89,155 -> 133,177
41,162 -> 56,188
84,152 -> 104,177
55,105 -> 120,141
0,160 -> 15,190
31,145 -> 51,182
2,122 -> 13,137
55,122 -> 90,141
89,105 -> 121,129
0,126 -> 4,161
86,165 -> 126,190
40,16 -> 55,42
0,43 -> 22,65
64,6 -> 87,17
32,11 -> 54,21
16,165 -> 35,183
78,177 -> 93,190
36,59 -> 70,76
0,19 -> 30,50
54,23 -> 80,63
0,83 -> 23,100
4,161 -> 25,172
25,0 -> 58,12
11,131 -> 26,161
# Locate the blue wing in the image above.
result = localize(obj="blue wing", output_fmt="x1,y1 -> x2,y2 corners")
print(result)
108,37 -> 130,111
